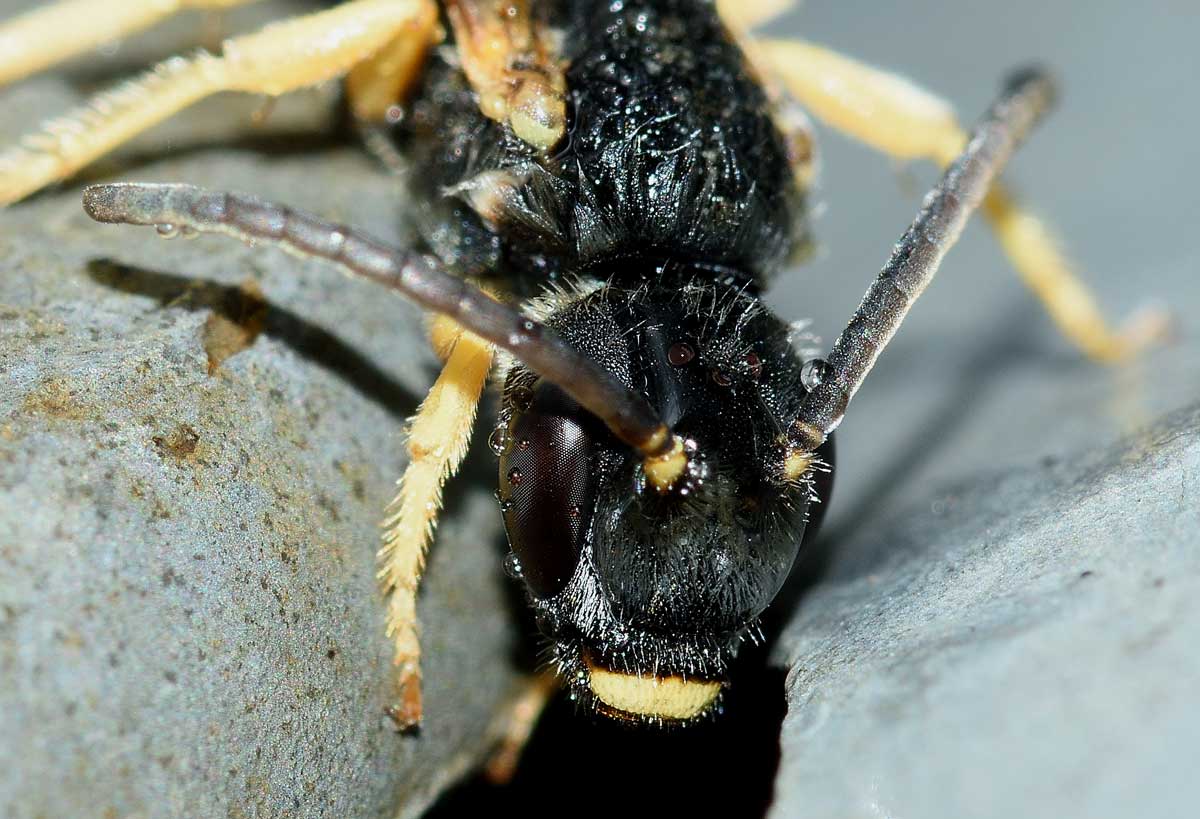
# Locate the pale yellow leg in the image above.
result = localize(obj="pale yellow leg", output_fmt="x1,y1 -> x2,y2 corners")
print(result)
0,0 -> 431,206
0,0 -> 261,87
483,673 -> 558,783
344,0 -> 441,123
444,0 -> 568,152
380,325 -> 495,729
759,39 -> 1168,362
716,0 -> 798,33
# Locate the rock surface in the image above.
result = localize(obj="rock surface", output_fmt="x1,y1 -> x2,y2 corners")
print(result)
768,2 -> 1200,817
773,405 -> 1199,819
2,1 -> 1198,818
0,3 -> 518,817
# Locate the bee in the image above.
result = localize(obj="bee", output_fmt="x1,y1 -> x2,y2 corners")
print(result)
0,0 -> 1163,728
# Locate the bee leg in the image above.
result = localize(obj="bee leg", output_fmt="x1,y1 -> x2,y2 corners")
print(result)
443,0 -> 568,152
0,0 -> 435,206
759,38 -> 1170,362
715,0 -> 797,33
344,0 -> 441,123
0,0 -> 260,88
82,181 -> 679,718
794,69 -> 1057,446
482,673 -> 558,784
380,322 -> 494,729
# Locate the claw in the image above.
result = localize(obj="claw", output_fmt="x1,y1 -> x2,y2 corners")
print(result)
386,669 -> 423,732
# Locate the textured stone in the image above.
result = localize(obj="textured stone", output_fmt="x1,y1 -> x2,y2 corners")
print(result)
2,1 -> 1198,817
0,3 -> 518,817
773,403 -> 1199,819
767,2 -> 1200,817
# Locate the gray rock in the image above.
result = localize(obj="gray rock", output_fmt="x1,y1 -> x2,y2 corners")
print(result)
0,2 -> 518,817
773,403 -> 1200,819
767,2 -> 1200,817
2,0 -> 1198,817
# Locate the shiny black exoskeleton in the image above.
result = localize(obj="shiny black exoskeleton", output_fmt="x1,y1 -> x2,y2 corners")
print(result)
394,0 -> 833,722
495,270 -> 835,712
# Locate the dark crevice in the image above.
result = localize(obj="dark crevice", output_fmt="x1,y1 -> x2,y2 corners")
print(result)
427,643 -> 788,818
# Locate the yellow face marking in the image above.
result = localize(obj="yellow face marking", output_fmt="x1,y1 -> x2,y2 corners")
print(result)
586,659 -> 721,722
783,448 -> 814,482
643,434 -> 688,492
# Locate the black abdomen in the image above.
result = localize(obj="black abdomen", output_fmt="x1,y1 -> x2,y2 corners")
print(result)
395,0 -> 804,293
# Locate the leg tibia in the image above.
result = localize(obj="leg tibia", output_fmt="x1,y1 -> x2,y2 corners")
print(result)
716,0 -> 797,32
444,0 -> 568,151
759,39 -> 964,162
0,0 -> 258,87
345,0 -> 441,122
483,674 -> 559,783
760,37 -> 1166,361
0,0 -> 428,205
379,326 -> 494,728
982,188 -> 1169,361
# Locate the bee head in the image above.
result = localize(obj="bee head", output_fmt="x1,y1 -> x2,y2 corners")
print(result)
494,270 -> 833,725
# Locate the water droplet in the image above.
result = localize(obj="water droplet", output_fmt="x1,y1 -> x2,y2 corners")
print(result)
745,352 -> 763,380
487,426 -> 508,455
711,369 -> 732,387
499,499 -> 513,513
801,358 -> 831,391
667,341 -> 695,366
155,223 -> 180,239
568,504 -> 581,519
502,553 -> 523,578
507,467 -> 523,486
516,438 -> 530,451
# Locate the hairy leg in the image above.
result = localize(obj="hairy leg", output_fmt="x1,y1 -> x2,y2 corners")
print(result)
482,673 -> 558,783
760,38 -> 1167,362
0,0 -> 260,87
380,325 -> 495,728
716,0 -> 797,33
345,0 -> 441,123
0,0 -> 431,205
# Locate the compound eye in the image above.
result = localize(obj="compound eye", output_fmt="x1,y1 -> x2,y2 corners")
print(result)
498,381 -> 599,598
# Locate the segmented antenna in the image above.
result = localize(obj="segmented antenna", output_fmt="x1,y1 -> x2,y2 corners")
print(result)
82,182 -> 675,458
792,68 -> 1057,451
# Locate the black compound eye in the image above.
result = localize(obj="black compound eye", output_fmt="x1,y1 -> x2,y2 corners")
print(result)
498,381 -> 599,598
